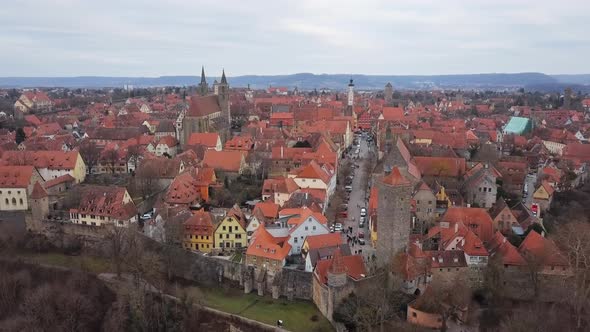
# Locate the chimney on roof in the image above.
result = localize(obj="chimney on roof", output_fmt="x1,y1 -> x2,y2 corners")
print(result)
461,238 -> 465,246
454,223 -> 458,233
466,203 -> 471,208
281,146 -> 284,159
438,257 -> 443,263
541,231 -> 545,237
502,236 -> 507,243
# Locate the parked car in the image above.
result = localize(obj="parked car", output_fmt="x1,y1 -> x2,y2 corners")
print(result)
359,220 -> 365,228
334,223 -> 343,232
345,185 -> 353,192
337,211 -> 348,218
358,231 -> 365,238
358,238 -> 366,245
360,208 -> 367,217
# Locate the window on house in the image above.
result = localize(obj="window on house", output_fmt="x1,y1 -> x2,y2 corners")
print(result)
222,226 -> 226,231
226,234 -> 230,239
305,226 -> 308,231
236,243 -> 241,248
219,234 -> 222,239
412,312 -> 417,318
11,198 -> 16,206
4,198 -> 8,205
312,226 -> 316,230
294,237 -> 298,243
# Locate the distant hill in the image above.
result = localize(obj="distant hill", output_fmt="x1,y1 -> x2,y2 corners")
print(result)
0,72 -> 587,90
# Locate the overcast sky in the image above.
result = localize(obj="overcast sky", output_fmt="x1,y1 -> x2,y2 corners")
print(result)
1,0 -> 589,76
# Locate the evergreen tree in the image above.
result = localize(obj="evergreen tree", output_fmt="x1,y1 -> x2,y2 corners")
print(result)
15,127 -> 26,145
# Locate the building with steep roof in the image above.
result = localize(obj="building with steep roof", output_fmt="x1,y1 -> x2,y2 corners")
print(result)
183,209 -> 215,253
214,205 -> 248,252
69,185 -> 137,227
14,91 -> 52,113
312,248 -> 367,321
0,166 -> 44,211
245,224 -> 291,275
178,68 -> 231,145
1,150 -> 86,183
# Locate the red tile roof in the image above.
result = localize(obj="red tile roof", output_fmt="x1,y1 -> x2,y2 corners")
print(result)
487,231 -> 525,266
0,166 -> 34,188
413,156 -> 466,178
44,174 -> 75,188
253,201 -> 279,219
30,181 -> 47,199
71,185 -> 136,221
202,150 -> 245,173
1,150 -> 79,170
247,224 -> 291,261
187,133 -> 220,148
381,107 -> 404,121
184,209 -> 214,237
314,250 -> 366,284
382,167 -> 411,186
304,233 -> 343,251
187,95 -> 222,117
518,231 -> 567,266
290,160 -> 332,184
441,207 -> 494,243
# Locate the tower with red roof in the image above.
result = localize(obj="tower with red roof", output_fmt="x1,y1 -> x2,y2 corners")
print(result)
376,166 -> 413,267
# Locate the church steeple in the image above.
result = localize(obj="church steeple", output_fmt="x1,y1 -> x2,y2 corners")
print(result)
216,69 -> 230,125
198,66 -> 208,96
221,69 -> 227,84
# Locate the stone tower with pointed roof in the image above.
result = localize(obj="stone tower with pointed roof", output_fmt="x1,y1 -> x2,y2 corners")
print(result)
345,78 -> 354,116
384,82 -> 393,104
376,167 -> 413,267
30,181 -> 49,226
198,66 -> 208,96
327,249 -> 348,288
216,69 -> 231,125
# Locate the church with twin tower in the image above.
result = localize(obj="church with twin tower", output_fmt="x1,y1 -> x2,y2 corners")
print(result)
177,66 -> 231,145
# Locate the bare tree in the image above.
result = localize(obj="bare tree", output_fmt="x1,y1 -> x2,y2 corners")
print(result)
555,221 -> 590,329
126,144 -> 141,173
107,226 -> 129,278
79,140 -> 101,174
103,149 -> 120,174
135,161 -> 161,198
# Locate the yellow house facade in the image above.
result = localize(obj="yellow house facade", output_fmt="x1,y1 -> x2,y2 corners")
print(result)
183,210 -> 215,253
214,215 -> 247,252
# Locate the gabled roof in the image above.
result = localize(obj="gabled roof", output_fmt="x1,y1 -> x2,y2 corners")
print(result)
184,209 -> 214,236
314,250 -> 366,284
253,201 -> 279,219
290,160 -> 332,184
382,167 -> 411,186
246,224 -> 291,261
304,233 -> 343,251
518,230 -> 567,266
187,133 -> 220,147
0,166 -> 34,188
441,207 -> 494,243
413,156 -> 466,178
187,95 -> 222,117
202,150 -> 245,172
487,231 -> 525,266
1,150 -> 80,170
30,181 -> 47,199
